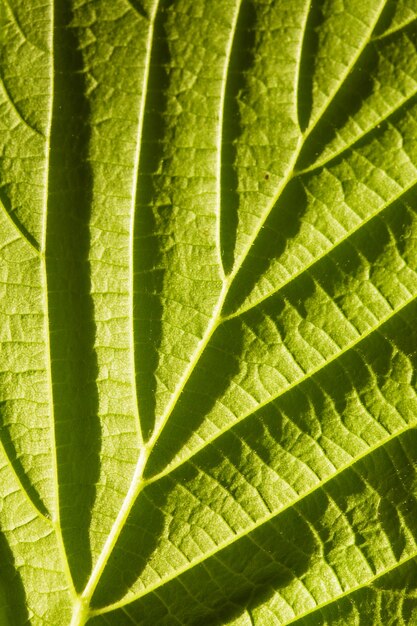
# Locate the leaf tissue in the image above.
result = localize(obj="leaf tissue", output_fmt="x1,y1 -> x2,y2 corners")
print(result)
1,0 -> 417,624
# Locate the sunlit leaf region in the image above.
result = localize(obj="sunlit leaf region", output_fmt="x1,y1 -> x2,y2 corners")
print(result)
2,0 -> 417,624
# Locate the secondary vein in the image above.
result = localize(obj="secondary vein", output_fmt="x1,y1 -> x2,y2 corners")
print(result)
93,422 -> 417,615
42,0 -> 78,603
74,3 -> 162,614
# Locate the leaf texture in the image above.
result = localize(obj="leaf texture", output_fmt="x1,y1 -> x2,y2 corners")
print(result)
1,0 -> 417,624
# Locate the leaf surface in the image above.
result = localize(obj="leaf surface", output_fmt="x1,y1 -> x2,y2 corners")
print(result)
1,0 -> 417,624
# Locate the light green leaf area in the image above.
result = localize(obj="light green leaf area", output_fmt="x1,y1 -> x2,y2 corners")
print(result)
1,0 -> 417,623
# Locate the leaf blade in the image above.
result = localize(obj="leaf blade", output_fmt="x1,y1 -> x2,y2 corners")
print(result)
2,0 -> 417,624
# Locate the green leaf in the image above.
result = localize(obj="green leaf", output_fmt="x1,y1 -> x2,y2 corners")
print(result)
1,0 -> 417,624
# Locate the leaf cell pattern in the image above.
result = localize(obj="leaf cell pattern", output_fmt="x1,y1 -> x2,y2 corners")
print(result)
1,0 -> 417,624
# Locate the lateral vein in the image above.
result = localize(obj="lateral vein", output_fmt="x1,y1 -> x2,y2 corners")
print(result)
147,291 -> 417,483
93,422 -> 417,615
75,2 -> 162,610
42,0 -> 77,603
